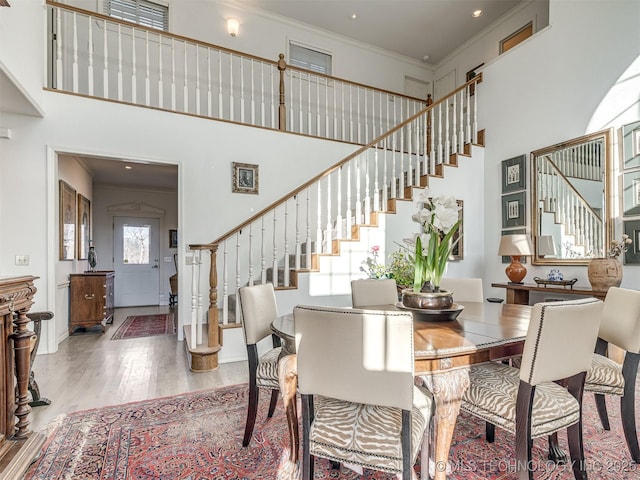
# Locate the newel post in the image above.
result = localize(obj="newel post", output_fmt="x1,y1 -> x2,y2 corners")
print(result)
425,93 -> 433,157
278,53 -> 287,131
207,244 -> 220,349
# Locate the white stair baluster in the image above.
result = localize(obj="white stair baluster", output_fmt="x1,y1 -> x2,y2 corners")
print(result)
158,35 -> 164,108
183,42 -> 189,113
87,16 -> 94,96
145,31 -> 151,106
364,153 -> 371,221
171,39 -> 176,110
374,151 -> 380,212
272,210 -> 278,285
295,194 -> 301,271
240,57 -> 245,123
222,240 -> 228,324
336,167 -> 343,239
235,233 -> 241,323
229,53 -> 234,121
117,24 -> 123,100
355,156 -> 362,224
306,189 -> 312,268
251,60 -> 256,125
444,98 -> 450,162
317,183 -> 323,253
383,141 -> 389,208
102,18 -> 109,98
55,9 -> 63,90
472,83 -> 478,144
72,13 -> 78,93
131,29 -> 137,103
206,47 -> 211,116
346,164 -> 353,239
196,250 -> 203,345
261,217 -> 267,284
284,201 -> 290,287
248,224 -> 254,286
326,175 -> 333,251
195,45 -> 201,115
190,250 -> 198,346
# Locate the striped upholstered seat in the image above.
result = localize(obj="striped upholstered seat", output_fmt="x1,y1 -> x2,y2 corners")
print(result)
461,298 -> 603,480
255,346 -> 282,390
294,305 -> 434,480
463,362 -> 580,439
585,353 -> 624,396
310,386 -> 432,474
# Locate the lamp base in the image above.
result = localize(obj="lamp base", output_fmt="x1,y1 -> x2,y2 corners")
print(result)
505,255 -> 527,284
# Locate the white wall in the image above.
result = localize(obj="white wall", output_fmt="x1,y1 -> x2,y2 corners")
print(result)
480,0 -> 640,301
0,0 -> 45,110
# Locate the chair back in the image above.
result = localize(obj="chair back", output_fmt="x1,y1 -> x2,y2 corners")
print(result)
438,278 -> 483,302
294,305 -> 414,410
599,287 -> 640,354
238,283 -> 278,345
351,278 -> 398,307
520,298 -> 602,385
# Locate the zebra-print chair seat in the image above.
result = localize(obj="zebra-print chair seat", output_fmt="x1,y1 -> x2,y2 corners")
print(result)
255,346 -> 282,390
462,362 -> 581,439
585,353 -> 624,396
309,385 -> 432,475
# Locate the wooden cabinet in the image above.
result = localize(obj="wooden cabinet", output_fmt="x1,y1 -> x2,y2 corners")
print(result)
491,282 -> 606,305
0,276 -> 45,478
69,271 -> 114,335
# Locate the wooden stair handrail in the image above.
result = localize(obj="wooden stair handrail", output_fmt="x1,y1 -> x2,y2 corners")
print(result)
209,73 -> 483,246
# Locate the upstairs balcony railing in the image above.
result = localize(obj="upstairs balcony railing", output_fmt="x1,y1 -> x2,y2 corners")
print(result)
47,0 -> 429,145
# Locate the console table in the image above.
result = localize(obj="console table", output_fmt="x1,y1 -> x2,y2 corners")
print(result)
492,282 -> 607,305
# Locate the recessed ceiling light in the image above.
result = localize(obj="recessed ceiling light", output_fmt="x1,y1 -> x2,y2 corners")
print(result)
472,9 -> 483,18
422,55 -> 430,62
350,12 -> 358,20
125,165 -> 132,170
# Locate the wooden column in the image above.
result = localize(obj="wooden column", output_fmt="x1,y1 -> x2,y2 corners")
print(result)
278,53 -> 287,131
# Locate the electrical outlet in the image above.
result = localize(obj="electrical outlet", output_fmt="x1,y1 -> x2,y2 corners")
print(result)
15,255 -> 29,266
164,256 -> 172,263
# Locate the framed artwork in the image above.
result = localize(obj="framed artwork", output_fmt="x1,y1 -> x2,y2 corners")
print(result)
501,191 -> 526,228
169,229 -> 178,248
232,162 -> 259,194
502,228 -> 527,264
59,180 -> 76,260
501,155 -> 526,193
624,219 -> 640,265
622,170 -> 640,216
450,200 -> 464,260
622,121 -> 640,169
77,194 -> 91,260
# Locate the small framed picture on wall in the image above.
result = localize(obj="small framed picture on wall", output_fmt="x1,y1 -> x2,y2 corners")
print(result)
232,162 -> 259,195
624,219 -> 640,265
501,191 -> 526,228
501,155 -> 526,193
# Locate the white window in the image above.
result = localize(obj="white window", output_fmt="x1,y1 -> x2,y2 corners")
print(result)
105,0 -> 168,31
289,42 -> 332,75
122,224 -> 151,264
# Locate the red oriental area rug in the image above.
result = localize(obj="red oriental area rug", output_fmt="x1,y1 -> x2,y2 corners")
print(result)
25,382 -> 640,479
110,313 -> 176,340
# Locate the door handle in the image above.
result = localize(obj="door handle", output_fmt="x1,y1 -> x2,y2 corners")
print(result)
151,265 -> 159,268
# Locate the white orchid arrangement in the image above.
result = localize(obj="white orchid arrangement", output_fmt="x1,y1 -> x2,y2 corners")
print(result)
405,189 -> 461,292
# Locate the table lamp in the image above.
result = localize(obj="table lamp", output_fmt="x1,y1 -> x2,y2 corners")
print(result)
498,234 -> 533,284
537,235 -> 557,258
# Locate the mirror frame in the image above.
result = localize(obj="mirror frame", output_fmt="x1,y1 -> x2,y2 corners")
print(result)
531,128 -> 613,266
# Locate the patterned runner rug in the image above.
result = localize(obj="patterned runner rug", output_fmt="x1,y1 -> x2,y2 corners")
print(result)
110,313 -> 176,340
25,381 -> 639,479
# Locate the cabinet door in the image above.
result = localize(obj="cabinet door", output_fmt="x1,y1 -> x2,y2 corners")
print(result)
71,276 -> 104,321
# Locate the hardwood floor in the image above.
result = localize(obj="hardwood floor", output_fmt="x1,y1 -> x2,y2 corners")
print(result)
29,305 -> 248,434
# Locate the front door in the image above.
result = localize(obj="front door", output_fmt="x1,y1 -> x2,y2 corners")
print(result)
113,216 -> 160,306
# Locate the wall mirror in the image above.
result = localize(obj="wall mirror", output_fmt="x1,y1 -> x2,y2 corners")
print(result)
531,129 -> 613,265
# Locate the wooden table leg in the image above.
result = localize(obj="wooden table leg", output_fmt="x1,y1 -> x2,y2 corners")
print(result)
277,354 -> 299,480
420,368 -> 470,480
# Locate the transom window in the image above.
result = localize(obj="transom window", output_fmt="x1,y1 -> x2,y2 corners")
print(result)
104,0 -> 169,31
289,42 -> 332,75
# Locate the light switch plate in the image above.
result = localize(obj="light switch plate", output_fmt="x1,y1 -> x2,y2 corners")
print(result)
15,255 -> 29,266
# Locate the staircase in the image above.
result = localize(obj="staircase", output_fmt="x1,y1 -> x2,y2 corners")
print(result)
186,76 -> 485,370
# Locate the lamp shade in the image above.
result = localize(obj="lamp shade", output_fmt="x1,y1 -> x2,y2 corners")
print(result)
538,235 -> 557,257
498,234 -> 533,256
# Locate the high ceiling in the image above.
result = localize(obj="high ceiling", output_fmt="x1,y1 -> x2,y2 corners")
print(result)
233,0 -> 526,64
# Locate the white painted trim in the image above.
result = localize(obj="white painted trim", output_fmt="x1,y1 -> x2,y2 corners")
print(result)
45,147 -> 59,354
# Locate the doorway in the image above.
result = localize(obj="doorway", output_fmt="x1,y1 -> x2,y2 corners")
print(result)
113,216 -> 161,306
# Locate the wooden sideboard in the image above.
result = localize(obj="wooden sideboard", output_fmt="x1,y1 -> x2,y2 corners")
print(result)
0,276 -> 45,478
492,282 -> 607,305
69,271 -> 114,335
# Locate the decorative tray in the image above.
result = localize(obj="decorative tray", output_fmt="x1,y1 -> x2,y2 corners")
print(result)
533,277 -> 578,289
395,302 -> 464,322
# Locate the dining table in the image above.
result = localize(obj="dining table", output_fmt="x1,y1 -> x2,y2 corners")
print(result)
271,301 -> 533,480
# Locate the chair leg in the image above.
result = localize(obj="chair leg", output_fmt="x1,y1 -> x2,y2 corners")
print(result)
401,410 -> 412,480
594,393 -> 611,430
242,380 -> 259,447
515,381 -> 535,480
267,388 -> 279,418
547,432 -> 568,464
301,394 -> 313,480
566,372 -> 587,480
621,353 -> 640,462
485,422 -> 495,443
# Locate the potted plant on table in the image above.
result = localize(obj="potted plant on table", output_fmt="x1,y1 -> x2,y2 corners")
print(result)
401,188 -> 461,309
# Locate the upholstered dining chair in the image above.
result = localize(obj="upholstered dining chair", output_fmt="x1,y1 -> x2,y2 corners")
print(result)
294,305 -> 434,480
350,278 -> 398,307
438,277 -> 484,302
583,286 -> 640,462
238,282 -> 282,447
461,298 -> 603,479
